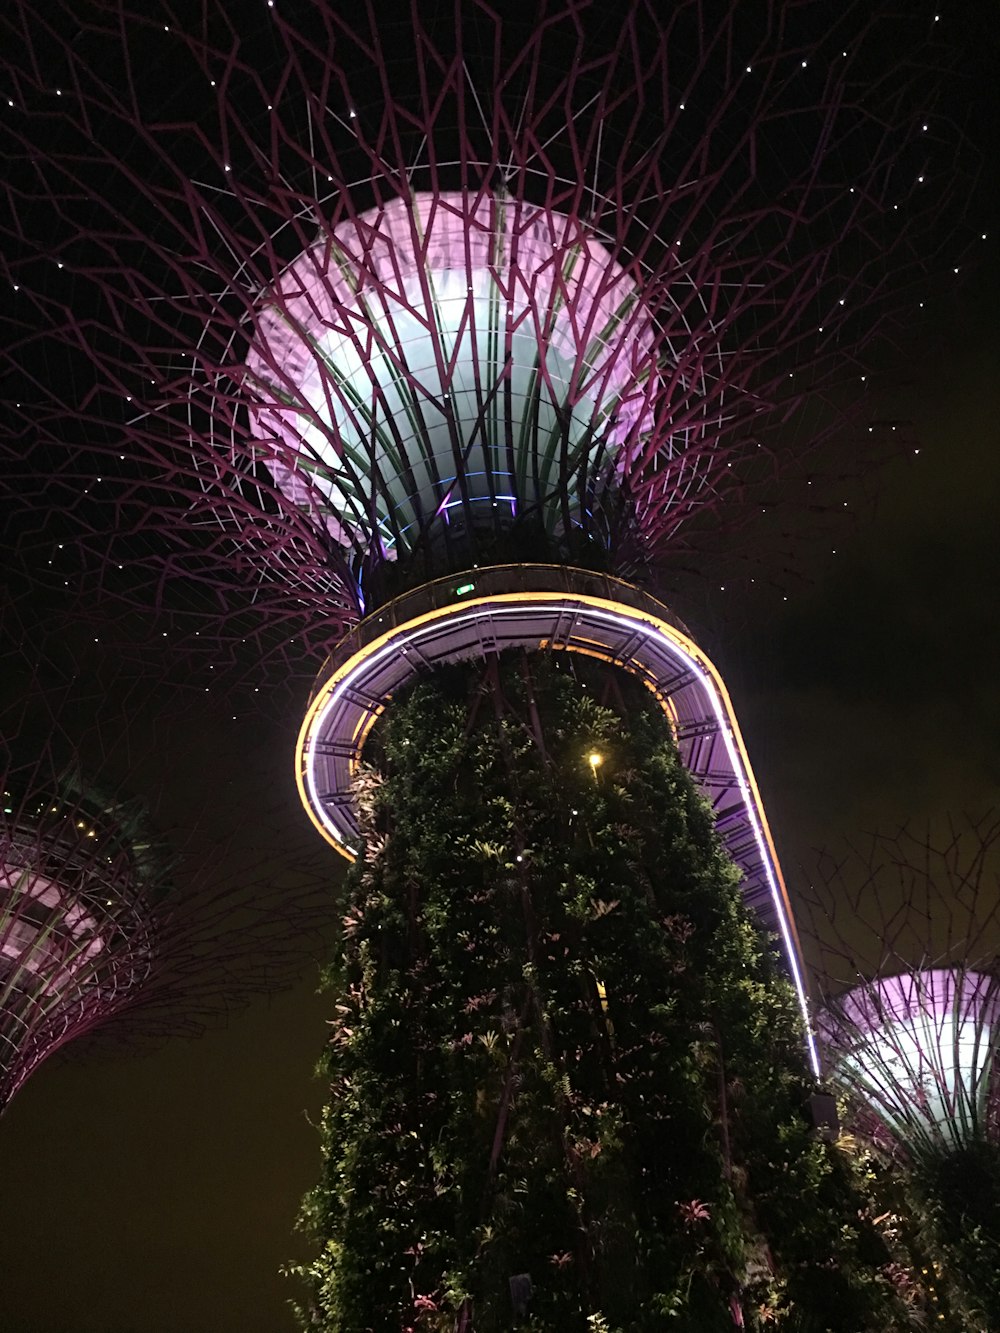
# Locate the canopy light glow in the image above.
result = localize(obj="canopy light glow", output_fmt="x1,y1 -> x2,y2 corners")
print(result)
246,194 -> 660,560
821,968 -> 1000,1157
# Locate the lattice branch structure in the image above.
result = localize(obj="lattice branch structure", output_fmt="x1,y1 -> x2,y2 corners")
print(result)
0,591 -> 332,1113
800,817 -> 1000,1161
0,0 -> 965,661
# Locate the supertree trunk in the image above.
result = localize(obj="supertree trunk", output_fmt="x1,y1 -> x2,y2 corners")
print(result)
296,653 -> 904,1331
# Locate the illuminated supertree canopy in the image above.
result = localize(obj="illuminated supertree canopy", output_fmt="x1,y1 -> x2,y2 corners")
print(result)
0,595 -> 333,1115
802,819 -> 1000,1327
0,751 -> 333,1113
0,767 -> 165,1111
0,0 -> 974,642
803,819 -> 1000,1157
821,967 -> 999,1158
0,1 -> 990,1327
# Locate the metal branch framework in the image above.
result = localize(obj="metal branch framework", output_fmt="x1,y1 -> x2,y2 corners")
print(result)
0,597 -> 333,1113
800,818 -> 1000,1160
0,754 -> 331,1111
0,0 -> 967,665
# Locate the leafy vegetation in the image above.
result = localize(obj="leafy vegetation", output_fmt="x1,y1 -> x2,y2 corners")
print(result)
292,653 -> 915,1330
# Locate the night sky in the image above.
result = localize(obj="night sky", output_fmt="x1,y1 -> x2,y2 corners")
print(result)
1,4 -> 998,1330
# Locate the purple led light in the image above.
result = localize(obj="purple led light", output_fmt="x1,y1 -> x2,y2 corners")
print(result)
298,582 -> 819,1075
821,969 -> 1000,1152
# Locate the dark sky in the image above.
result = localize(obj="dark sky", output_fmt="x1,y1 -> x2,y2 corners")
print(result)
1,5 -> 998,1331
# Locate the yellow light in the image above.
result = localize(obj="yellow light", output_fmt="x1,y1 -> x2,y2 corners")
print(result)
588,752 -> 603,769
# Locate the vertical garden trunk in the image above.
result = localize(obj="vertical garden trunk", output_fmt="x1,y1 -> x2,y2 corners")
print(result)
296,652 -> 906,1331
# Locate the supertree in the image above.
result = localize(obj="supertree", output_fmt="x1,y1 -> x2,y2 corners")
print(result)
0,1 -> 978,1327
0,594 -> 332,1116
802,818 -> 1000,1329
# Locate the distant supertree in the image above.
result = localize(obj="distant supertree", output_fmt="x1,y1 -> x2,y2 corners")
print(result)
2,764 -> 170,1109
802,819 -> 1000,1328
0,592 -> 331,1115
0,2 -> 976,1326
0,751 -> 332,1113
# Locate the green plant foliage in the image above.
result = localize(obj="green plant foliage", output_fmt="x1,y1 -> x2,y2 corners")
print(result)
903,1140 -> 1000,1330
292,653 -> 915,1330
838,1142 -> 981,1330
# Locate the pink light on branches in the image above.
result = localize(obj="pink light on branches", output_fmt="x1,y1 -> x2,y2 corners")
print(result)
0,1 -> 973,668
0,596 -> 332,1113
800,817 -> 1000,1159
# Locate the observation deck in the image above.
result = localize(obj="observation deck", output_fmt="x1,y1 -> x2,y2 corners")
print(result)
296,563 -> 817,1071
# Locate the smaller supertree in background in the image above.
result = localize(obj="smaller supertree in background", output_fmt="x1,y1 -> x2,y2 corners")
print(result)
802,817 -> 1000,1329
0,753 -> 330,1114
2,763 -> 166,1111
0,594 -> 333,1116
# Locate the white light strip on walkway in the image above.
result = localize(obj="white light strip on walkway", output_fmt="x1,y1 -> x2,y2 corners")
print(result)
300,595 -> 820,1075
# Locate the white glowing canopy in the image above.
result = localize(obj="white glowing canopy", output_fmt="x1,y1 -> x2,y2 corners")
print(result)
822,968 -> 1000,1154
245,192 -> 658,557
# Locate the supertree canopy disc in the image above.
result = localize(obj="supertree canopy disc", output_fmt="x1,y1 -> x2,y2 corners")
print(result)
0,725 -> 334,1112
245,192 -> 662,571
802,819 -> 1000,1160
802,822 -> 1000,1327
820,968 -> 1000,1158
0,591 -> 334,1114
0,0 -> 969,645
0,772 -> 159,1110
